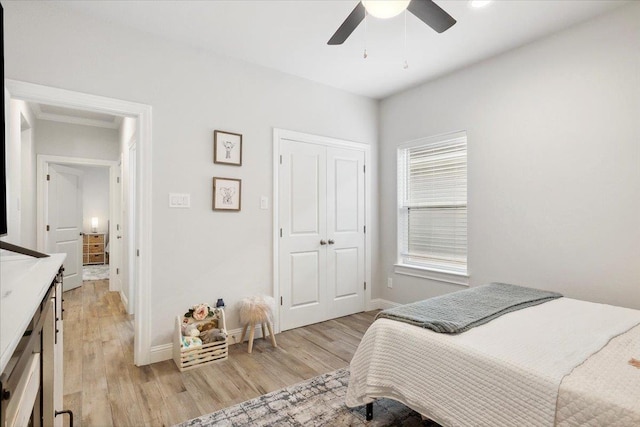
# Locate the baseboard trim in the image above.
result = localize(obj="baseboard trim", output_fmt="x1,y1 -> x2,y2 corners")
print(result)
368,298 -> 401,310
148,326 -> 262,364
119,290 -> 128,310
148,304 -> 400,364
148,343 -> 173,364
226,326 -> 269,346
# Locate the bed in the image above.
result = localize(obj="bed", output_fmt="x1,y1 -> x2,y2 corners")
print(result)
346,288 -> 640,426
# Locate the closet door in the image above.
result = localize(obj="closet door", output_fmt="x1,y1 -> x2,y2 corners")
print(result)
326,147 -> 365,319
279,139 -> 327,331
279,137 -> 366,331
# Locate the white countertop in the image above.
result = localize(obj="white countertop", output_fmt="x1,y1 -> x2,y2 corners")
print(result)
0,252 -> 66,374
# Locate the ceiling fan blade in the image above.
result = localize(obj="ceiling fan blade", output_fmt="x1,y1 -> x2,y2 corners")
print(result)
408,0 -> 456,34
328,2 -> 366,45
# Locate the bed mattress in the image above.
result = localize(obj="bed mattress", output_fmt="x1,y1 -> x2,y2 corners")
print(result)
346,298 -> 640,426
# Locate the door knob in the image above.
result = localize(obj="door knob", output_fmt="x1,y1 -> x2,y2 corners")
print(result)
320,240 -> 327,245
328,239 -> 335,245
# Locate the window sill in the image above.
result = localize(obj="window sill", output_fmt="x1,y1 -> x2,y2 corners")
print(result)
394,264 -> 469,287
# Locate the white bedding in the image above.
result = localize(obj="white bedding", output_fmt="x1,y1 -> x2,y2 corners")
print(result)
555,324 -> 640,426
346,298 -> 640,426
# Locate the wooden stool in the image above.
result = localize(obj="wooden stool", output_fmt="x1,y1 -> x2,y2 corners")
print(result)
238,296 -> 277,353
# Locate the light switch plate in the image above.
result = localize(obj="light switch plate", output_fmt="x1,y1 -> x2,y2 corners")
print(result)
260,196 -> 269,210
169,193 -> 191,208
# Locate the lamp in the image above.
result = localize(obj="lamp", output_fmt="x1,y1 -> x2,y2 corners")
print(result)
91,217 -> 99,233
361,0 -> 411,19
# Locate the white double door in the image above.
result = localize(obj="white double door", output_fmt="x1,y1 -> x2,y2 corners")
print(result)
279,138 -> 366,331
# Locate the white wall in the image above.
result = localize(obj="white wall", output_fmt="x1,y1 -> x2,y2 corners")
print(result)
3,2 -> 379,349
74,165 -> 110,234
378,3 -> 640,309
35,120 -> 119,161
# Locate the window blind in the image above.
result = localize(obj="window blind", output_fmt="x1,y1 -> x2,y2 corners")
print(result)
398,133 -> 467,274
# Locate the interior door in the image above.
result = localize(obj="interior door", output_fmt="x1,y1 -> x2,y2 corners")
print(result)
279,139 -> 327,330
326,147 -> 366,318
47,164 -> 83,291
279,138 -> 366,331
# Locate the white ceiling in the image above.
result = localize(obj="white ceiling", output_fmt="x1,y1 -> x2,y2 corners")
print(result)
54,0 -> 629,99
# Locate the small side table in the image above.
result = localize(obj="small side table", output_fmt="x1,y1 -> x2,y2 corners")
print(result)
83,233 -> 105,265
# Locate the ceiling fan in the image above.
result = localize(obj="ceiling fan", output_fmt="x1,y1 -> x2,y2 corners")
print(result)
328,0 -> 456,45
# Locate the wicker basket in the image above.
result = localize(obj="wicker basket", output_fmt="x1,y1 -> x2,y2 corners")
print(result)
173,308 -> 228,371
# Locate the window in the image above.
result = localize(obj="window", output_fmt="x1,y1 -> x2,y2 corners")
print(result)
397,131 -> 467,275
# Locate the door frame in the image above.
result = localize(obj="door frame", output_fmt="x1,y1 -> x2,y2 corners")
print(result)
272,128 -> 372,333
37,155 -> 119,289
7,79 -> 154,366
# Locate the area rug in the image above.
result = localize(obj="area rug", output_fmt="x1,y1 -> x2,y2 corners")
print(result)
82,264 -> 109,281
176,367 -> 436,426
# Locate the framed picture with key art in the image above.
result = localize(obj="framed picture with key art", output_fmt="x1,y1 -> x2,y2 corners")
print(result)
213,177 -> 241,211
214,130 -> 242,166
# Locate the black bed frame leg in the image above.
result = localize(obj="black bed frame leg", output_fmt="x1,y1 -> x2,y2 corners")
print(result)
366,402 -> 373,421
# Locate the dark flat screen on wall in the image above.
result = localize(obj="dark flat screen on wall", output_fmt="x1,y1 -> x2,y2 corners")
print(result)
1,3 -> 7,237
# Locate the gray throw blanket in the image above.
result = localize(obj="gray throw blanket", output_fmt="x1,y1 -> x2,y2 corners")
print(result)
376,282 -> 562,334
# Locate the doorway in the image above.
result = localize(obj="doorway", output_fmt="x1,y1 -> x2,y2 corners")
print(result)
273,129 -> 372,332
6,79 -> 153,366
40,158 -> 119,292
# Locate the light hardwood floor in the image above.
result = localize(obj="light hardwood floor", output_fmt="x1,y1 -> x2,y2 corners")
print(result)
63,280 -> 377,426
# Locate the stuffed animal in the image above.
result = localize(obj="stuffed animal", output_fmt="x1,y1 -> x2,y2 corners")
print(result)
197,319 -> 218,332
200,328 -> 227,344
181,335 -> 202,349
181,323 -> 200,337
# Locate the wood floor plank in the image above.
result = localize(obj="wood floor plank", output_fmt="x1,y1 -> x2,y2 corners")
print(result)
64,278 -> 378,426
63,347 -> 82,395
150,360 -> 188,399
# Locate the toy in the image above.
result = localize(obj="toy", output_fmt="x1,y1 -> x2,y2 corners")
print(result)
181,335 -> 202,349
196,319 -> 218,332
200,328 -> 227,344
182,323 -> 200,337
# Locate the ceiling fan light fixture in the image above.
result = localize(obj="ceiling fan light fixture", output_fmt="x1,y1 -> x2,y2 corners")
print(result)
470,0 -> 492,8
361,0 -> 411,19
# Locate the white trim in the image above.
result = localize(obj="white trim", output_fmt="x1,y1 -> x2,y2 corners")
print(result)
119,289 -> 129,311
7,80 -> 154,366
226,326 -> 269,346
272,129 -> 281,333
272,128 -> 372,333
30,102 -> 122,129
148,343 -> 173,364
394,264 -> 470,286
33,111 -> 122,130
368,298 -> 401,310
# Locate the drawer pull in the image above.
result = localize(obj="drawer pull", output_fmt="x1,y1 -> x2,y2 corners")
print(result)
55,409 -> 74,427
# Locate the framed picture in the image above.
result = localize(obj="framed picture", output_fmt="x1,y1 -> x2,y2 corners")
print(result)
214,130 -> 242,166
213,177 -> 241,211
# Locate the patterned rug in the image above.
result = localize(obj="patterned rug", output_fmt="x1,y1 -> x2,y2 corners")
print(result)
83,264 -> 109,281
176,368 -> 435,426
